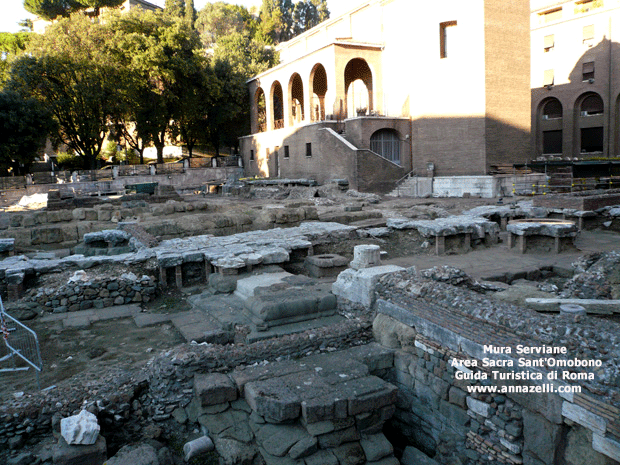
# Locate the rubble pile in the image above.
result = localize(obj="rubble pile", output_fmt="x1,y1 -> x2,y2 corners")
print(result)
560,251 -> 620,300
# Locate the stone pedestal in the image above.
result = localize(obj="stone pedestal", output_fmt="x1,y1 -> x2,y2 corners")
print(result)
304,254 -> 349,278
350,245 -> 381,270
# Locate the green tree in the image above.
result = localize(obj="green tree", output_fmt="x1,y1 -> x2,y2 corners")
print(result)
184,0 -> 196,28
172,65 -> 220,158
23,0 -> 123,20
165,0 -> 184,18
0,32 -> 32,87
195,2 -> 253,48
258,0 -> 329,43
18,19 -> 34,31
75,0 -> 124,16
23,0 -> 80,21
105,10 -> 207,163
208,31 -> 276,155
0,90 -> 56,175
8,15 -> 118,169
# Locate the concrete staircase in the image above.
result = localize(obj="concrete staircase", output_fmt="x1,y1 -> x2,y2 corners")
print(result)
386,174 -> 432,197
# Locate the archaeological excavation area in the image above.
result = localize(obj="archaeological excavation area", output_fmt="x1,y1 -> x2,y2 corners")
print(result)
0,183 -> 619,465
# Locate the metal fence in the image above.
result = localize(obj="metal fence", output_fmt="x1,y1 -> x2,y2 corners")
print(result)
0,298 -> 43,388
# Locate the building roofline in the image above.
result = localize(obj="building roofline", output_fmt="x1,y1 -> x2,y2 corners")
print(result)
247,40 -> 384,84
275,0 -> 379,52
129,0 -> 162,10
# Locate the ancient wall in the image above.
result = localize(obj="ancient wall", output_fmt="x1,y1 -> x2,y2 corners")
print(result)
0,200 -> 319,249
372,268 -> 620,465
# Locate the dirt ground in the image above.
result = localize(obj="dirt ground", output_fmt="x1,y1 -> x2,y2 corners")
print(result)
0,193 -> 536,402
0,290 -> 191,402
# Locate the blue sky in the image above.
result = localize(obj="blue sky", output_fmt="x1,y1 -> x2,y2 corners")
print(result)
1,0 -> 361,33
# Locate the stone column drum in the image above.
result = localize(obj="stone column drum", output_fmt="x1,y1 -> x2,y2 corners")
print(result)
350,244 -> 382,270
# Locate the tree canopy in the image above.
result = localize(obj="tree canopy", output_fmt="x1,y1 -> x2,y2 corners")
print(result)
6,0 -> 331,171
104,9 -> 212,162
23,0 -> 124,20
0,90 -> 56,174
259,0 -> 329,43
8,14 -> 117,169
195,2 -> 254,48
0,32 -> 32,87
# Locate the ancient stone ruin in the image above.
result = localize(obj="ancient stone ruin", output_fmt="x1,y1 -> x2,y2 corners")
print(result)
0,186 -> 619,465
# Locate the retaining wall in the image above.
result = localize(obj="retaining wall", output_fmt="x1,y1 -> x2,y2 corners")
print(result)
372,269 -> 620,465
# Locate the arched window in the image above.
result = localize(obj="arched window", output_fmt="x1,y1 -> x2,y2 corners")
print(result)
581,94 -> 604,116
578,93 -> 604,154
543,99 -> 562,119
289,73 -> 304,125
344,58 -> 373,118
370,129 -> 400,164
539,98 -> 563,155
255,88 -> 266,133
310,64 -> 328,122
271,81 -> 284,129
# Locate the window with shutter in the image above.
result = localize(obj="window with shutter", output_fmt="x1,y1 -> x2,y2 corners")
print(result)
543,69 -> 554,86
539,8 -> 562,24
583,24 -> 595,46
544,34 -> 555,52
582,62 -> 595,81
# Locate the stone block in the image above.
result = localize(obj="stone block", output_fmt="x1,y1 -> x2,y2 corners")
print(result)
360,433 -> 393,462
332,442 -> 366,465
31,227 -> 64,244
448,386 -> 467,408
60,410 -> 100,445
245,379 -> 301,422
198,409 -> 248,436
303,450 -> 338,465
466,397 -> 490,418
561,402 -> 607,435
301,394 -> 348,424
288,436 -> 318,460
439,400 -> 469,427
214,437 -> 257,465
59,209 -> 73,221
332,266 -> 404,308
105,443 -> 158,465
592,434 -> 620,462
523,410 -> 562,465
344,343 -> 394,373
346,376 -> 398,416
52,435 -> 106,465
194,373 -> 238,407
97,210 -> 112,222
401,446 -> 440,465
302,417 -> 354,436
72,209 -> 86,221
255,423 -> 311,457
317,426 -> 360,449
304,254 -> 349,278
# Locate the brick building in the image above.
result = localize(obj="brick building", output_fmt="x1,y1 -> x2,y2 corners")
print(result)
239,0 -> 531,193
531,0 -> 620,160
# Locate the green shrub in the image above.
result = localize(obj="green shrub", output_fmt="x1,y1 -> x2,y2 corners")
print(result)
56,151 -> 82,171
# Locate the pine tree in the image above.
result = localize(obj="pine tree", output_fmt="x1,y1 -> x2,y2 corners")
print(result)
185,0 -> 196,28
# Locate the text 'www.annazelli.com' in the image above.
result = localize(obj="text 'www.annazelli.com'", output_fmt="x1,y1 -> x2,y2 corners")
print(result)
466,384 -> 582,394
